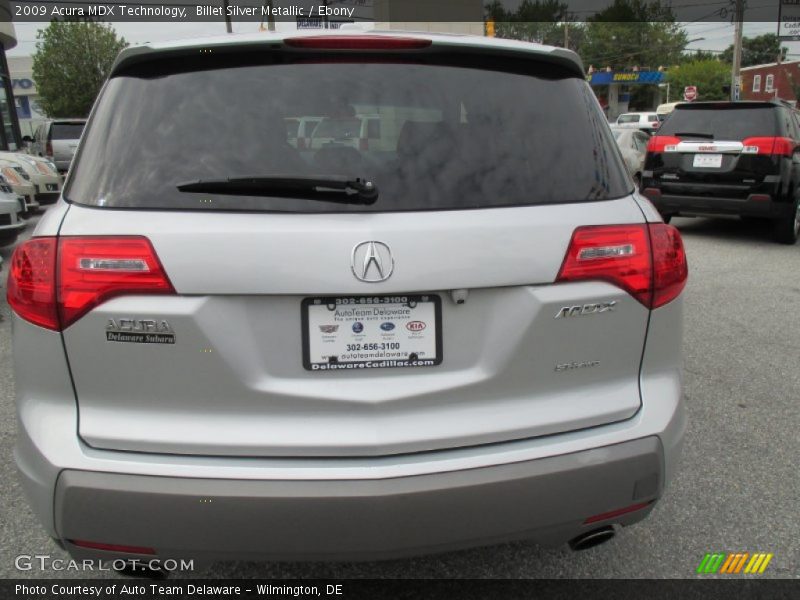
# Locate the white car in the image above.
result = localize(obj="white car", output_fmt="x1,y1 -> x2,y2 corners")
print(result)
0,152 -> 61,206
615,112 -> 663,134
0,183 -> 27,245
0,158 -> 38,214
610,127 -> 650,186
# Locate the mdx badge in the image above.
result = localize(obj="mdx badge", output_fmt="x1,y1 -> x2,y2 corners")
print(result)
555,301 -> 617,319
351,241 -> 394,283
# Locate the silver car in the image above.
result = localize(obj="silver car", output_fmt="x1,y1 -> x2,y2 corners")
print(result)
27,119 -> 86,173
8,32 -> 688,565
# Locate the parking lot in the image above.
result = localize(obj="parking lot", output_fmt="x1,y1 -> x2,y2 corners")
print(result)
0,212 -> 797,579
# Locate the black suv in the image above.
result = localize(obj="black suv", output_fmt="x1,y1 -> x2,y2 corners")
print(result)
641,100 -> 800,244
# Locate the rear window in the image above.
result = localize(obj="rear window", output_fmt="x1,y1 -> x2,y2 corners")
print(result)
66,56 -> 629,212
618,114 -> 639,124
50,122 -> 85,140
312,118 -> 362,140
658,105 -> 778,140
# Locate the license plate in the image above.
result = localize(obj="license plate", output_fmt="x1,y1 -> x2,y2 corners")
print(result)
302,295 -> 442,371
693,154 -> 723,168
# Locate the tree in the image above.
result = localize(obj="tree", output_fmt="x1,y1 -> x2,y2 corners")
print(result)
485,0 -> 581,50
580,1 -> 688,71
720,34 -> 787,68
667,59 -> 731,102
32,20 -> 127,118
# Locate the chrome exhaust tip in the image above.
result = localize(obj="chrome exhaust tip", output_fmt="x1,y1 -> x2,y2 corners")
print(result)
568,526 -> 616,551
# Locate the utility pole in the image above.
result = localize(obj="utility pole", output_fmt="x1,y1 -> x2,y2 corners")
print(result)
730,0 -> 744,101
323,0 -> 329,29
223,0 -> 233,33
564,21 -> 569,49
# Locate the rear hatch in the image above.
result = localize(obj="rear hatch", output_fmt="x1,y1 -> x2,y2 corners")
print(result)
58,38 -> 649,457
645,103 -> 787,199
49,121 -> 85,162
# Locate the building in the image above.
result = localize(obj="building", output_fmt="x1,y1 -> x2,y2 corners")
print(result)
740,61 -> 800,105
0,1 -> 22,150
7,56 -> 43,138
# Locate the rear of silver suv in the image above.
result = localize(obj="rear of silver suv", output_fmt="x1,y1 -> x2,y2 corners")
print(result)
8,32 -> 688,563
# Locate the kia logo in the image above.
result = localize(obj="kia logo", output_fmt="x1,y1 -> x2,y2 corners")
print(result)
406,321 -> 426,332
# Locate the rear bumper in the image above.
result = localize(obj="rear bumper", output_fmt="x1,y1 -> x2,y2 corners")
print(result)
56,437 -> 664,561
642,186 -> 793,219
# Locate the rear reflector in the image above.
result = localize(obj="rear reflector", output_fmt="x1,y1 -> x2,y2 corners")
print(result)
69,539 -> 156,555
646,135 -> 680,153
584,501 -> 653,525
285,36 -> 432,50
557,223 -> 688,309
7,236 -> 175,331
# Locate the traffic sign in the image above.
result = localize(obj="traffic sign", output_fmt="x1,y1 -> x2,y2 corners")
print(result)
684,86 -> 698,101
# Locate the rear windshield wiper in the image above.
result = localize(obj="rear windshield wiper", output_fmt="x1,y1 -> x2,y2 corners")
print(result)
176,175 -> 378,205
672,132 -> 714,139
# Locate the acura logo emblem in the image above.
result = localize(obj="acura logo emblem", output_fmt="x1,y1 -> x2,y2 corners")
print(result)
351,241 -> 394,282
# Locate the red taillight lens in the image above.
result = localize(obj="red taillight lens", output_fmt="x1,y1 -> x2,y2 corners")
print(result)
297,137 -> 307,150
557,225 -> 653,307
359,138 -> 369,151
7,237 -> 58,330
69,540 -> 156,555
742,136 -> 795,156
646,135 -> 680,153
7,236 -> 175,331
285,35 -> 432,50
58,237 -> 175,328
556,224 -> 687,309
650,223 -> 688,308
45,141 -> 53,157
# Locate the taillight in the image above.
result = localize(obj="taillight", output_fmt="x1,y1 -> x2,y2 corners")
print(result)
556,224 -> 687,309
297,137 -> 307,150
650,121 -> 660,128
650,224 -> 688,308
359,138 -> 369,151
285,35 -> 432,50
7,238 -> 58,330
741,136 -> 795,157
646,135 -> 680,153
45,141 -> 53,157
7,236 -> 175,331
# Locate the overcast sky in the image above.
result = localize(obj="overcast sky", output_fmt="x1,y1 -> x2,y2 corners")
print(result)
7,20 -> 797,59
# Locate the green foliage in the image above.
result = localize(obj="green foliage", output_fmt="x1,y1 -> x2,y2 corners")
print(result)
581,1 -> 687,71
666,59 -> 731,102
720,34 -> 787,68
680,50 -> 722,64
32,20 -> 127,118
485,0 -> 577,48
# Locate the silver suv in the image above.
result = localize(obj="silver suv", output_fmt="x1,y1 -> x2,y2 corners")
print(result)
8,32 -> 688,564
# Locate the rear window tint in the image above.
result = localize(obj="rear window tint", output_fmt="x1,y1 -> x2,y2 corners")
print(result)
618,115 -> 639,123
50,123 -> 85,140
66,57 -> 629,212
658,105 -> 778,140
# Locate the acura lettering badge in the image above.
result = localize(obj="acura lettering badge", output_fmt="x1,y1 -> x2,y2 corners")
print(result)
351,241 -> 394,283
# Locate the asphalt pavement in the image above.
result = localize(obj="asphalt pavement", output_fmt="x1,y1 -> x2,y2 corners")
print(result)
0,213 -> 797,579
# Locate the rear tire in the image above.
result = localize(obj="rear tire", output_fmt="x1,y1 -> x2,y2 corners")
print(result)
772,199 -> 800,245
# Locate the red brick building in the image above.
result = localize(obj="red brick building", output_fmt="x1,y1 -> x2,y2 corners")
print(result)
740,61 -> 800,104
